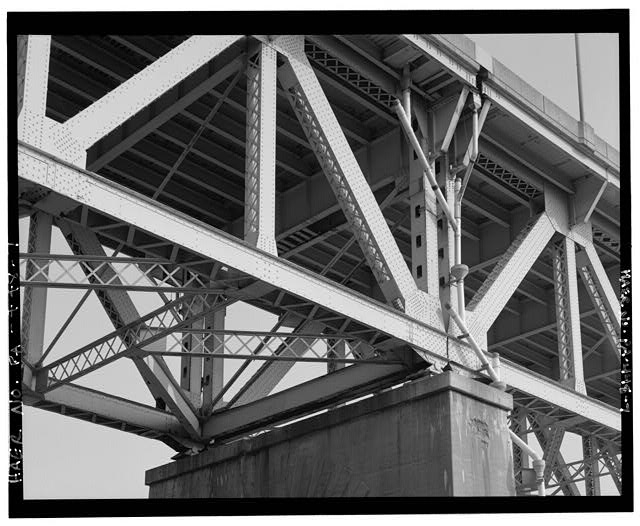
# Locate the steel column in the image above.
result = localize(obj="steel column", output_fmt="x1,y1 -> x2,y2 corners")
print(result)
21,212 -> 52,389
179,296 -> 205,405
597,439 -> 622,493
201,307 -> 225,416
327,338 -> 346,374
582,435 -> 601,496
244,43 -> 278,255
409,135 -> 439,295
552,237 -> 586,393
510,407 -> 530,493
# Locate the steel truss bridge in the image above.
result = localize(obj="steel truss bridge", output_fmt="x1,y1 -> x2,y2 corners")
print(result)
16,33 -> 622,496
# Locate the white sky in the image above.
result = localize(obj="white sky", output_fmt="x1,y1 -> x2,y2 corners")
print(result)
468,33 -> 620,149
16,33 -> 622,499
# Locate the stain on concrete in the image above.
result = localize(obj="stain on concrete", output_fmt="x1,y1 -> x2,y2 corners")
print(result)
468,417 -> 490,445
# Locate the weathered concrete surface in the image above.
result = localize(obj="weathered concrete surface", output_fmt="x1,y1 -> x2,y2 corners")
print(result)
146,371 -> 514,497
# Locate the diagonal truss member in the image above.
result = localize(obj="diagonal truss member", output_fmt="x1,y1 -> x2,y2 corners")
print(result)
56,221 -> 207,440
576,249 -> 621,361
531,416 -> 580,496
41,294 -> 223,387
275,36 -> 420,315
467,213 -> 555,335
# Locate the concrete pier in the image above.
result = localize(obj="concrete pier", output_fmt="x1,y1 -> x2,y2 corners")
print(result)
146,372 -> 515,497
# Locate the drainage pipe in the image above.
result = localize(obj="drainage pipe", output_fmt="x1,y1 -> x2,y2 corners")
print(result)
509,430 -> 546,497
394,100 -> 458,232
453,178 -> 466,323
444,302 -> 500,384
445,302 -> 546,496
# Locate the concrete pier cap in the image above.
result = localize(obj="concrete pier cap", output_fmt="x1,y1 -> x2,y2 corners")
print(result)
146,371 -> 514,497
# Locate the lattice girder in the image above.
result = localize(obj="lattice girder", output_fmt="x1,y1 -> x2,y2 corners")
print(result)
552,237 -> 586,394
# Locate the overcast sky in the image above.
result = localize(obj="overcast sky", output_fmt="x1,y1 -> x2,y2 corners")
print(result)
21,33 -> 621,499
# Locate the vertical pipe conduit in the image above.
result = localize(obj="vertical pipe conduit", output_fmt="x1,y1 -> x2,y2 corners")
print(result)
396,95 -> 545,496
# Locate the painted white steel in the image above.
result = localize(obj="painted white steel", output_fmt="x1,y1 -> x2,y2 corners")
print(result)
19,35 -> 51,117
56,220 -> 201,439
244,44 -> 278,255
502,361 -> 620,431
22,212 -> 52,389
467,213 -> 555,334
63,35 -> 243,149
482,83 -> 619,190
584,243 -> 621,332
401,34 -> 478,87
233,320 -> 325,406
18,143 -> 621,432
274,36 -> 426,318
552,238 -> 586,394
31,384 -> 185,436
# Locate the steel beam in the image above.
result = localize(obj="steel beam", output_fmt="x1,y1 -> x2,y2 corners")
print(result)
573,176 -> 607,225
23,383 -> 187,439
18,142 -> 621,432
501,361 -> 619,432
19,254 -> 221,294
577,253 -> 620,361
305,35 -> 399,99
17,35 -> 51,147
552,238 -> 586,394
583,243 -> 621,333
531,416 -> 580,496
228,128 -> 401,241
18,35 -> 50,115
400,35 -> 477,87
21,212 -> 53,389
467,213 -> 555,334
244,44 -> 278,255
481,81 -> 619,190
88,51 -> 245,172
275,35 -> 425,317
203,360 -> 421,441
62,36 -> 243,151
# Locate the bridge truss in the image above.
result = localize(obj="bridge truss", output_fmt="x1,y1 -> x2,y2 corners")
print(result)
15,33 -> 624,495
